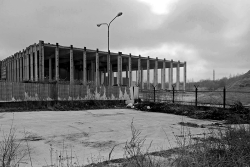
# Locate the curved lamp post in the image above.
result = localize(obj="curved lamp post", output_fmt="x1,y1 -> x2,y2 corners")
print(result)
97,12 -> 123,52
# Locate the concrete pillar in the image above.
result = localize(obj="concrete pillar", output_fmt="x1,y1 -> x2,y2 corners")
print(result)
30,48 -> 33,81
22,51 -> 25,81
176,61 -> 180,90
83,47 -> 87,85
162,59 -> 166,90
138,55 -> 141,87
5,59 -> 7,80
117,52 -> 121,86
129,54 -> 132,87
27,49 -> 30,81
154,57 -> 158,89
33,44 -> 38,82
70,45 -> 74,84
6,58 -> 8,81
95,49 -> 99,86
141,67 -> 144,89
107,51 -> 111,86
120,55 -> 123,85
9,57 -> 11,81
126,65 -> 128,86
55,43 -> 59,81
19,54 -> 21,81
10,57 -> 12,81
147,56 -> 150,89
39,40 -> 44,81
11,56 -> 13,81
8,58 -> 11,81
110,64 -> 114,86
17,53 -> 20,82
91,61 -> 94,82
49,57 -> 52,81
170,59 -> 173,90
26,49 -> 30,81
184,61 -> 187,91
41,43 -> 44,81
13,54 -> 16,82
136,70 -> 137,85
10,56 -> 13,82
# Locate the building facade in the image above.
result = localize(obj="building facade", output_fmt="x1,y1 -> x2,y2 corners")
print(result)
0,40 -> 187,90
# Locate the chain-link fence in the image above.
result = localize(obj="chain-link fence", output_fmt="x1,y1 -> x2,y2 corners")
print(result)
139,88 -> 250,108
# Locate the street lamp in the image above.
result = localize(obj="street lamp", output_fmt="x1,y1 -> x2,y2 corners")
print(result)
97,12 -> 123,52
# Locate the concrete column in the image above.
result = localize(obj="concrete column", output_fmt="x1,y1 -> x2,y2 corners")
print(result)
9,58 -> 11,81
34,44 -> 38,82
10,57 -> 12,81
154,57 -> 158,89
70,45 -> 74,84
183,61 -> 187,91
39,43 -> 41,80
170,59 -> 173,90
30,48 -> 33,81
126,65 -> 128,86
138,55 -> 141,87
176,61 -> 180,90
147,56 -> 150,89
110,64 -> 114,85
26,49 -> 30,81
55,43 -> 59,81
136,70 -> 138,85
117,52 -> 121,86
39,40 -> 44,81
21,52 -> 23,81
162,59 -> 166,90
6,58 -> 8,81
13,54 -> 16,82
17,53 -> 20,82
9,57 -> 11,81
49,57 -> 52,81
83,47 -> 87,85
10,56 -> 13,82
91,61 -> 94,82
129,54 -> 132,87
41,43 -> 44,81
141,67 -> 144,89
95,49 -> 99,86
10,56 -> 12,81
107,51 -> 111,86
12,56 -> 14,81
5,59 -> 7,80
16,54 -> 18,82
120,54 -> 123,85
22,51 -> 25,81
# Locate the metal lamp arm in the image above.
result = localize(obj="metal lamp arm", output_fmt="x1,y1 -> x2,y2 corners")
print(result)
108,16 -> 118,27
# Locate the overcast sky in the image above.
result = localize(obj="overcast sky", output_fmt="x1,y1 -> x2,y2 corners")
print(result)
0,0 -> 249,81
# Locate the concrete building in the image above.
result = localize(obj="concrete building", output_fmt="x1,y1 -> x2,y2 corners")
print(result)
0,40 -> 187,90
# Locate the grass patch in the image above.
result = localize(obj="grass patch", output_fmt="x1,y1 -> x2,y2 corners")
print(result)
178,122 -> 200,128
133,101 -> 250,124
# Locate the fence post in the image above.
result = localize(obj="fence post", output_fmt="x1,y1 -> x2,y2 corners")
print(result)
223,86 -> 226,109
172,84 -> 175,103
154,86 -> 155,102
194,85 -> 199,107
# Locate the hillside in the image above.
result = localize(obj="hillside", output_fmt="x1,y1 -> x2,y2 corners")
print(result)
227,70 -> 250,91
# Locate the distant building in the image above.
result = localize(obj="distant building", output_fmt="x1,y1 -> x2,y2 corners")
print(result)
0,40 -> 187,90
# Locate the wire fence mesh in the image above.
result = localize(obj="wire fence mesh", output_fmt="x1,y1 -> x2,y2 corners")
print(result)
139,88 -> 250,107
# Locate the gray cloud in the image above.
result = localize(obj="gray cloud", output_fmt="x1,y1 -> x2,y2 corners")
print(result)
0,0 -> 249,81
